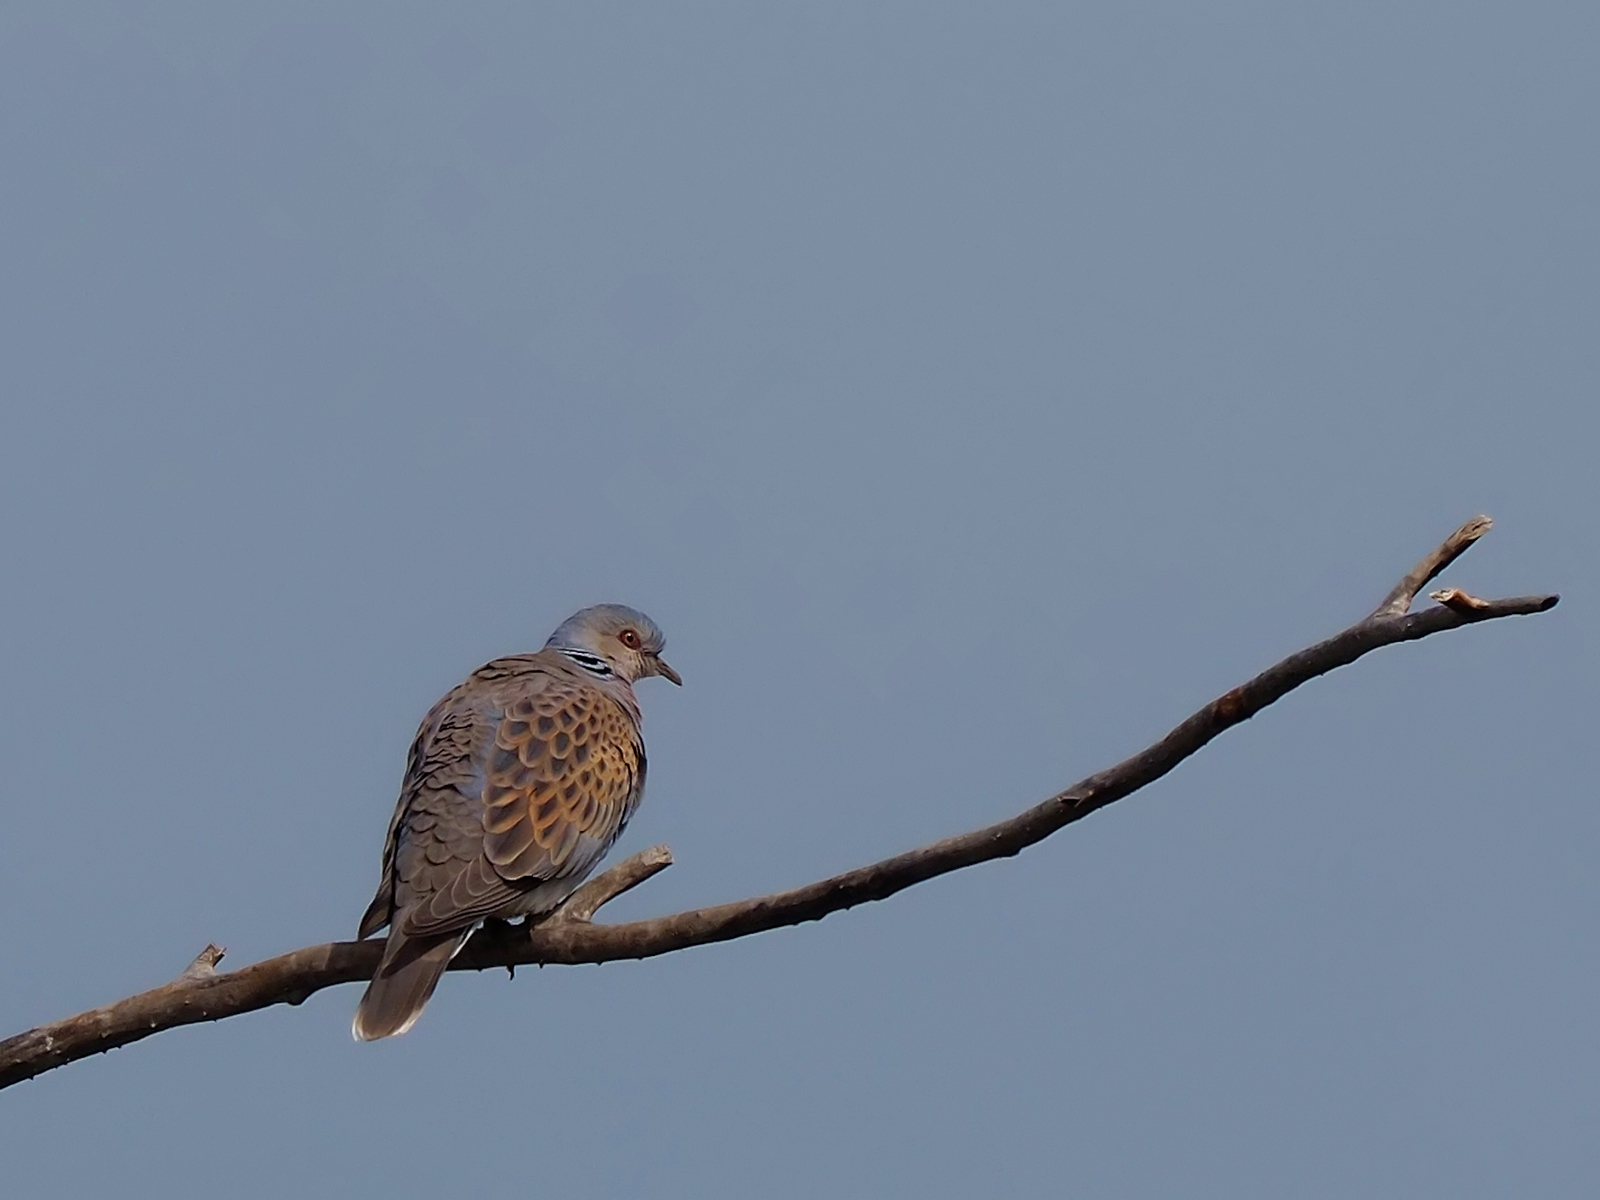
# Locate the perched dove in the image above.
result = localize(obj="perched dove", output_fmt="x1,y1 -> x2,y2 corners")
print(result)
353,604 -> 680,1041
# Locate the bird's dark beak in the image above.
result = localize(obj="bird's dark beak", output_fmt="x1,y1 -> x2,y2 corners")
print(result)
651,656 -> 683,686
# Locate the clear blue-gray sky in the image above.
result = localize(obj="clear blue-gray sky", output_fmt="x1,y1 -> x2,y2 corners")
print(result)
1,4 -> 1594,1196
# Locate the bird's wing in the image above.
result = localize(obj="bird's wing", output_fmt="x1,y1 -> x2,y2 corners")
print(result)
395,663 -> 645,939
372,677 -> 514,939
479,671 -> 644,879
357,689 -> 457,940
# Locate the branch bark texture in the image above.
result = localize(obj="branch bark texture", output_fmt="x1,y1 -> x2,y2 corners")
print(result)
0,517 -> 1558,1090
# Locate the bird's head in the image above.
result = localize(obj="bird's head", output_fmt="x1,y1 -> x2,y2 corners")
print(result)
545,604 -> 681,686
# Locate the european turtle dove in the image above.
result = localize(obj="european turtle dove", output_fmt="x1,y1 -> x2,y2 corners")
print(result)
353,605 -> 679,1040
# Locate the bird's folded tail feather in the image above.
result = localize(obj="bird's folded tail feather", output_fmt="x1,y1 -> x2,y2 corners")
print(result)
352,928 -> 469,1042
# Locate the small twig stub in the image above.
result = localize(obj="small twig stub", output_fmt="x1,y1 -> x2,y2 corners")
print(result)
1430,587 -> 1493,612
177,945 -> 227,983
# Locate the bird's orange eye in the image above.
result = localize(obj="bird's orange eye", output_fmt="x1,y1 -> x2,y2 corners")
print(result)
619,629 -> 642,650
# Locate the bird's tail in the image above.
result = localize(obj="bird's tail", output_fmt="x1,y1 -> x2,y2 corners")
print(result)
352,928 -> 468,1041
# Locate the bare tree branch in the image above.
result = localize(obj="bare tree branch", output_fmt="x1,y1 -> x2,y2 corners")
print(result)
547,844 -> 674,924
0,517 -> 1558,1090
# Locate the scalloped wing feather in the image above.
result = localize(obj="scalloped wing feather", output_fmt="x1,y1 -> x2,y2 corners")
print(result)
480,679 -> 643,882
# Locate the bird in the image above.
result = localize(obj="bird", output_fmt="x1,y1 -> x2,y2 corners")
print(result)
352,604 -> 680,1041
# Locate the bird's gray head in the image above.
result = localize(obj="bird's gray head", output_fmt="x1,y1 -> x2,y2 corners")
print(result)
545,604 -> 681,687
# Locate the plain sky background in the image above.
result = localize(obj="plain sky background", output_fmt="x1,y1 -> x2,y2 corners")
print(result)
0,4 -> 1595,1197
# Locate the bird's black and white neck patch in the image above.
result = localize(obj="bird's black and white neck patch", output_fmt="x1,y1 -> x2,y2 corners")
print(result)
558,649 -> 616,678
